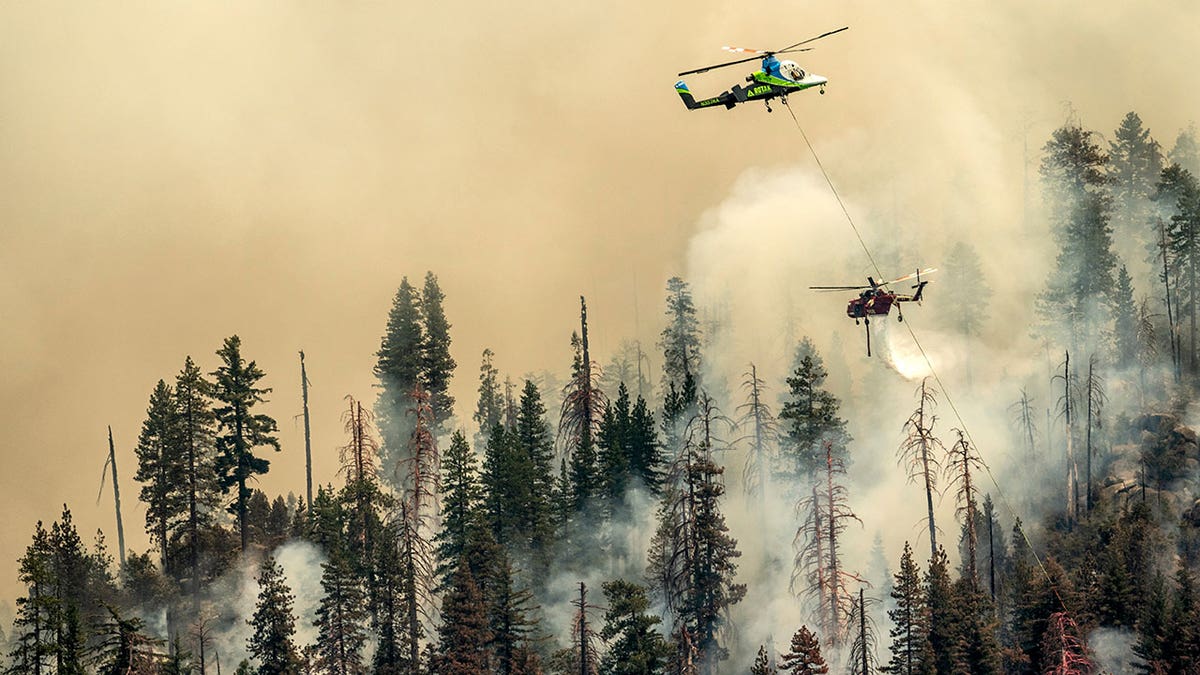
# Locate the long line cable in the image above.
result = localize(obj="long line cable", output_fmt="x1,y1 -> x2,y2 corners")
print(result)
784,101 -> 1063,600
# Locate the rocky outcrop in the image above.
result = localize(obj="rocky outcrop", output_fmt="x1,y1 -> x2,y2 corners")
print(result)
1099,413 -> 1200,517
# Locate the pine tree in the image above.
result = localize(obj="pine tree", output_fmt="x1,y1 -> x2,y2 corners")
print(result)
436,562 -> 492,675
686,397 -> 744,673
512,379 -> 558,572
473,349 -> 503,451
172,356 -> 221,608
1112,265 -> 1138,368
924,548 -> 958,675
659,277 -> 702,396
436,430 -> 484,587
313,551 -> 368,675
780,350 -> 849,480
482,422 -> 527,550
561,297 -> 607,513
941,242 -> 991,339
7,522 -> 56,675
884,542 -> 933,675
1158,164 -> 1200,372
599,382 -> 665,505
778,626 -> 828,674
376,278 -> 426,482
599,580 -> 670,675
750,645 -> 777,675
647,394 -> 744,675
370,522 -> 407,675
1035,122 -> 1117,350
1108,111 -> 1163,241
1132,572 -> 1171,671
211,335 -> 281,553
247,556 -> 300,675
134,379 -> 180,570
488,554 -> 538,675
421,271 -> 456,432
1170,124 -> 1200,176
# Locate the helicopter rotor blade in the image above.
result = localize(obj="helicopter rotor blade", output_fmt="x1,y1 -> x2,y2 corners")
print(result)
774,47 -> 815,55
721,45 -> 770,55
678,53 -> 767,77
777,26 -> 849,53
810,285 -> 871,291
885,267 -> 939,286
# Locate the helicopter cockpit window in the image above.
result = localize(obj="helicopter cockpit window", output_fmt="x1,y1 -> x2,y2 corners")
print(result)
783,64 -> 805,81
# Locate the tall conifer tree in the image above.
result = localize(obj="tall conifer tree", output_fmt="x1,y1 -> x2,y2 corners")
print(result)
211,335 -> 281,553
421,272 -> 456,431
247,556 -> 299,675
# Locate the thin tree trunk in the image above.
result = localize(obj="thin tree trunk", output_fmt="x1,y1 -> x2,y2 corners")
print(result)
301,351 -> 313,510
859,588 -> 869,675
918,382 -> 937,562
825,442 -> 841,646
578,582 -> 590,675
107,426 -> 127,572
1162,219 -> 1182,381
1086,359 -> 1094,514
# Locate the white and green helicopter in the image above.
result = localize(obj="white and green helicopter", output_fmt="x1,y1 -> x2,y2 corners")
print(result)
675,27 -> 847,112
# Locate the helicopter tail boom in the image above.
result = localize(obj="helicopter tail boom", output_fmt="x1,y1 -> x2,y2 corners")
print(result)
675,80 -> 735,110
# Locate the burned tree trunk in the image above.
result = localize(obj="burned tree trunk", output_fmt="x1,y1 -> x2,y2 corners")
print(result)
947,429 -> 982,587
106,426 -> 127,572
899,379 -> 943,561
300,351 -> 313,511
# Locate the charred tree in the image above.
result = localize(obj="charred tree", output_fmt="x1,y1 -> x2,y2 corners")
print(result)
561,297 -> 607,514
104,426 -> 127,572
847,588 -> 879,675
1040,612 -> 1093,674
1083,355 -> 1106,514
403,385 -> 441,532
572,582 -> 599,675
1009,388 -> 1039,466
647,394 -> 743,675
300,351 -> 313,511
1053,352 -> 1079,524
738,364 -> 778,513
945,430 -> 983,587
898,378 -> 943,561
796,441 -> 861,648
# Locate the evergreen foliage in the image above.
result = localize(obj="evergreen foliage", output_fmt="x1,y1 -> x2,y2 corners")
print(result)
247,556 -> 300,675
883,542 -> 933,675
313,551 -> 368,675
436,563 -> 492,675
598,580 -> 670,675
778,626 -> 827,674
375,278 -> 426,482
421,271 -> 457,431
211,335 -> 281,552
779,348 -> 849,480
659,276 -> 702,395
1035,122 -> 1118,349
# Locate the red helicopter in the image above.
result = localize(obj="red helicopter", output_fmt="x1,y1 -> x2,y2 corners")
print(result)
810,268 -> 936,356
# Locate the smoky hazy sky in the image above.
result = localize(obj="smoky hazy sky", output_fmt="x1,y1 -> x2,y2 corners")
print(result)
1,0 -> 1197,604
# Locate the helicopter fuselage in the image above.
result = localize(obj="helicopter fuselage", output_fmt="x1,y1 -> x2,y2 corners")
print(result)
846,291 -> 897,319
675,56 -> 828,111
